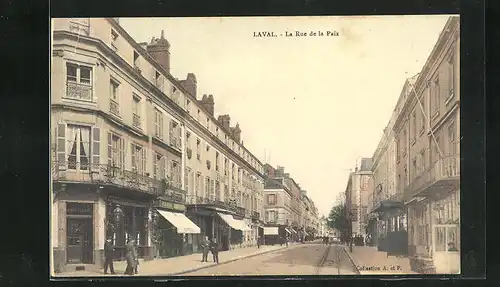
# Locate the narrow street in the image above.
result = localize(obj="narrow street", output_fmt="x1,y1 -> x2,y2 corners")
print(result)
183,243 -> 358,276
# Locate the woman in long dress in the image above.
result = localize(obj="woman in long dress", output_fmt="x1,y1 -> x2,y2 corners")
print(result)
124,239 -> 137,275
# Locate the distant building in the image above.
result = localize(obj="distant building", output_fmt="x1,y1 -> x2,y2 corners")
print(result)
345,159 -> 373,237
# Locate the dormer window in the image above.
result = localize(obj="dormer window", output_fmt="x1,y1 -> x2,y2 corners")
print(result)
111,29 -> 118,51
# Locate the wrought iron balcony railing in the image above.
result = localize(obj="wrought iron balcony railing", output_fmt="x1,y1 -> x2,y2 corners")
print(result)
52,161 -> 160,196
133,113 -> 141,129
110,99 -> 120,116
185,195 -> 245,216
404,154 -> 460,199
66,82 -> 93,101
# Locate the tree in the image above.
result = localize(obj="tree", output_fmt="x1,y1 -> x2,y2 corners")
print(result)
327,202 -> 350,243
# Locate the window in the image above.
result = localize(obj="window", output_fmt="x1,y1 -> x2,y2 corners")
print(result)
196,138 -> 201,161
215,180 -> 221,201
402,129 -> 407,156
448,50 -> 456,99
170,161 -> 181,188
224,158 -> 229,176
205,177 -> 211,198
411,111 -> 416,144
195,172 -> 202,196
107,132 -> 125,170
155,71 -> 164,91
66,125 -> 91,170
267,194 -> 277,205
419,97 -> 426,134
197,109 -> 200,121
185,167 -> 191,193
169,121 -> 180,148
431,76 -> 440,116
154,108 -> 163,139
109,80 -> 120,116
132,95 -> 141,129
65,63 -> 93,101
111,29 -> 118,50
131,143 -> 146,175
419,149 -> 427,174
268,211 -> 277,222
431,136 -> 441,164
186,99 -> 191,114
396,136 -> 400,162
153,153 -> 165,180
206,117 -> 210,130
215,152 -> 220,171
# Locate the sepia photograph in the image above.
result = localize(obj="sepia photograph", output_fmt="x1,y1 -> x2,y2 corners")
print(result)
50,15 -> 460,277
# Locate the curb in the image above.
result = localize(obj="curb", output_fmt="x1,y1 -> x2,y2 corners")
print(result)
168,244 -> 299,276
342,246 -> 361,275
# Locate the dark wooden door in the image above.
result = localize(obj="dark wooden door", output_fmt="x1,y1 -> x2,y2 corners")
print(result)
67,217 -> 93,264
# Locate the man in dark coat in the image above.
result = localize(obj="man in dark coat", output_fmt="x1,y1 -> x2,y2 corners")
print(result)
124,239 -> 137,275
103,238 -> 115,274
211,237 -> 219,263
201,236 -> 210,262
257,236 -> 261,249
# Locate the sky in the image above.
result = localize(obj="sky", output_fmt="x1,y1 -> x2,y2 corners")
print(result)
119,15 -> 452,218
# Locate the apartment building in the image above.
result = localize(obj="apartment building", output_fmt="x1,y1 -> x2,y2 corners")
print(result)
368,81 -> 410,254
345,158 -> 373,237
393,17 -> 460,274
262,164 -> 307,242
51,18 -> 265,273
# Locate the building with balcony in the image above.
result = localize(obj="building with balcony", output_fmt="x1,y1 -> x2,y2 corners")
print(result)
367,79 -> 409,255
51,18 -> 265,273
344,159 -> 373,238
393,17 -> 460,274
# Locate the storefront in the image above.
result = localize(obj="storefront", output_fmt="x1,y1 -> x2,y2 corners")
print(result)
217,212 -> 252,249
154,209 -> 201,258
263,226 -> 279,245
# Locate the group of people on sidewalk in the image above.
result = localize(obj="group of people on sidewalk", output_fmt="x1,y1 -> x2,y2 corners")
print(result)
103,238 -> 140,276
200,236 -> 220,263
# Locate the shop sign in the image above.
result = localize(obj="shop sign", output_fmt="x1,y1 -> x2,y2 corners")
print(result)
155,199 -> 185,211
66,202 -> 93,215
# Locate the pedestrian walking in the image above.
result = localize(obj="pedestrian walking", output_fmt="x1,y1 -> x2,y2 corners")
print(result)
285,235 -> 289,247
201,236 -> 210,262
103,238 -> 115,274
257,236 -> 261,249
211,237 -> 220,263
124,239 -> 138,275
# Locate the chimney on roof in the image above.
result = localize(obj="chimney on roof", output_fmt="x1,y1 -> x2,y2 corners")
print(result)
231,123 -> 242,143
146,30 -> 171,73
179,73 -> 197,98
217,115 -> 231,131
198,94 -> 215,116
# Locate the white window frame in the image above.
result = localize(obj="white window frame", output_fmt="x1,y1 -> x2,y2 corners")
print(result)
65,63 -> 93,102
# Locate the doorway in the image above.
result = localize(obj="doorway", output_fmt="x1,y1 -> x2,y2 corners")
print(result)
66,217 -> 93,264
432,224 -> 460,274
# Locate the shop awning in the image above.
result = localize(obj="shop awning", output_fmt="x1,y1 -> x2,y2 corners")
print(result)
217,213 -> 251,231
291,229 -> 297,234
264,227 -> 279,235
157,210 -> 201,234
284,228 -> 292,234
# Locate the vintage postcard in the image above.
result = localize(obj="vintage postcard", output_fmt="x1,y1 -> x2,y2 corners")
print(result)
50,15 -> 460,277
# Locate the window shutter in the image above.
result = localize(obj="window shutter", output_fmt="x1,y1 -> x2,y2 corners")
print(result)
91,127 -> 100,171
142,147 -> 147,176
158,114 -> 163,139
131,144 -> 136,171
169,121 -> 173,145
177,125 -> 182,148
107,132 -> 112,166
160,156 -> 165,179
56,123 -> 67,170
120,138 -> 125,171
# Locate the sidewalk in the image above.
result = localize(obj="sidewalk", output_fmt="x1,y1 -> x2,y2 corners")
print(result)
55,243 -> 297,277
345,246 -> 417,275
